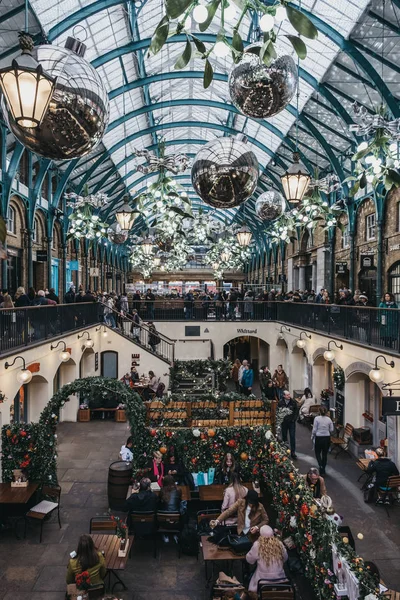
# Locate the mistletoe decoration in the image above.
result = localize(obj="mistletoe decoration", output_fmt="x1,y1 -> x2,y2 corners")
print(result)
204,233 -> 251,277
66,185 -> 109,243
346,104 -> 400,196
149,1 -> 317,88
135,140 -> 190,174
333,366 -> 345,391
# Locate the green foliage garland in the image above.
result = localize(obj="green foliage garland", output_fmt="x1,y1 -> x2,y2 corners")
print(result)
261,439 -> 384,600
2,377 -> 145,485
169,358 -> 232,391
333,366 -> 345,391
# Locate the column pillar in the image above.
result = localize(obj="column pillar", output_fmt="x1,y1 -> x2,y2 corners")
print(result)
47,236 -> 53,290
26,229 -> 33,289
376,219 -> 383,305
62,244 -> 67,296
349,231 -> 356,292
299,265 -> 306,290
1,241 -> 8,289
312,261 -> 317,291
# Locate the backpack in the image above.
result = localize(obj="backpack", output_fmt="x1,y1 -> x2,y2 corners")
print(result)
156,381 -> 165,398
180,525 -> 199,556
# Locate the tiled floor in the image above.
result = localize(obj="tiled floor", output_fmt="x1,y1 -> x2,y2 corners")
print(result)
0,418 -> 399,600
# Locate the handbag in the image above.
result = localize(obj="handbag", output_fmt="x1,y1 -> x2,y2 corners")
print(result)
227,533 -> 252,555
208,524 -> 231,547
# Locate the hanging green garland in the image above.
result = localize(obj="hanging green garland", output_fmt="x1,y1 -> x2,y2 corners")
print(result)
333,366 -> 345,391
169,358 -> 232,391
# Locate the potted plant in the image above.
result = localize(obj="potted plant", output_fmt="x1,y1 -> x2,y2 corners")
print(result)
78,402 -> 90,422
115,402 -> 127,423
110,514 -> 129,555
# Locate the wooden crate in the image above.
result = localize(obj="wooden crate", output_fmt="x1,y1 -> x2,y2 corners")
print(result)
77,408 -> 90,422
115,409 -> 127,423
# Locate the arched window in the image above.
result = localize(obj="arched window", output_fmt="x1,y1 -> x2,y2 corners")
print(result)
7,205 -> 16,234
101,351 -> 118,379
389,262 -> 400,304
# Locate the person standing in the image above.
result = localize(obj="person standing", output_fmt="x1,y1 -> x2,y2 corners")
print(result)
259,366 -> 272,395
145,288 -> 156,320
238,359 -> 248,393
184,290 -> 194,320
241,363 -> 254,396
378,292 -> 398,347
278,390 -> 298,459
273,364 -> 288,401
311,406 -> 334,475
231,358 -> 241,392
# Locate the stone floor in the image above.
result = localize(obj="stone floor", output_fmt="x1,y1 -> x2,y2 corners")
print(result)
0,418 -> 399,600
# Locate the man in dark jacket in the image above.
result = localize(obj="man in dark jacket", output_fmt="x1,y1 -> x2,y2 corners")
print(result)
278,390 -> 299,459
145,288 -> 156,319
367,447 -> 399,503
81,290 -> 96,302
126,477 -> 157,513
46,288 -> 60,304
64,286 -> 76,303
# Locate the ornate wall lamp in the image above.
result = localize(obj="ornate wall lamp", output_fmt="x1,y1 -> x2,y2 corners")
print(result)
279,325 -> 291,339
4,356 -> 33,384
296,331 -> 311,349
50,340 -> 71,362
78,331 -> 94,348
323,340 -> 343,362
96,325 -> 108,338
369,355 -> 395,383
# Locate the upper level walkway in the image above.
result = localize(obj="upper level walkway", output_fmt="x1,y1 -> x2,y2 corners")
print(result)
0,300 -> 398,358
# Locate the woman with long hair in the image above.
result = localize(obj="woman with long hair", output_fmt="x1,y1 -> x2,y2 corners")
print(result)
246,525 -> 288,593
221,472 -> 248,525
66,534 -> 107,586
216,452 -> 238,484
231,358 -> 241,392
299,387 -> 317,420
211,490 -> 268,539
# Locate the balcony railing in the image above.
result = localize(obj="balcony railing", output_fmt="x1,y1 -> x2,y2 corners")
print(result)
1,300 -> 398,357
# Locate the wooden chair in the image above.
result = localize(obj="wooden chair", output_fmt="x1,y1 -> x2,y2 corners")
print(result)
24,485 -> 61,543
128,511 -> 156,557
377,475 -> 400,515
156,511 -> 182,557
199,484 -> 225,502
196,508 -> 221,526
89,516 -> 117,534
303,405 -> 321,428
330,423 -> 354,458
257,580 -> 295,600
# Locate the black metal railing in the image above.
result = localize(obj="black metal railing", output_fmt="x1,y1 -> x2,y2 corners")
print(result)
0,302 -> 101,355
130,300 -> 400,354
106,307 -> 175,364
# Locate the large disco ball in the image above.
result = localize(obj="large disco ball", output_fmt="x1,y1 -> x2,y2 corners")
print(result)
229,46 -> 298,119
255,190 -> 285,221
191,135 -> 259,208
108,223 -> 128,245
2,38 -> 109,160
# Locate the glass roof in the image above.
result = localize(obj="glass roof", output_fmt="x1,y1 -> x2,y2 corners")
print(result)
1,0 -> 399,233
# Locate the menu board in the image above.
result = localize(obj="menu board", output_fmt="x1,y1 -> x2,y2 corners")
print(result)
336,391 -> 345,426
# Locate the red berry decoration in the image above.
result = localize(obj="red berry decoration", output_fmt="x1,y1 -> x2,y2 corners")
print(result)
191,457 -> 197,465
150,429 -> 157,437
166,431 -> 173,438
300,503 -> 309,517
246,439 -> 252,446
20,431 -> 27,437
228,439 -> 236,448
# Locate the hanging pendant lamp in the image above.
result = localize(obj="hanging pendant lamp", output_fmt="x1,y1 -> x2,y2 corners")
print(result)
280,152 -> 310,205
236,225 -> 252,247
115,196 -> 136,231
0,33 -> 56,129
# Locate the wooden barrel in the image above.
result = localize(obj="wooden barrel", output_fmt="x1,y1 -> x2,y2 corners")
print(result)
108,461 -> 132,511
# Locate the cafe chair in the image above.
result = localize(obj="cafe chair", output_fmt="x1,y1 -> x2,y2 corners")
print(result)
303,405 -> 321,428
376,475 -> 400,516
128,511 -> 157,557
156,511 -> 182,558
89,516 -> 117,534
257,580 -> 295,600
330,423 -> 354,458
24,485 -> 61,543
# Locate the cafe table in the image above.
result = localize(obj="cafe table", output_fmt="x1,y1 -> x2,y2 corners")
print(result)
201,535 -> 246,586
0,482 -> 38,504
91,533 -> 133,591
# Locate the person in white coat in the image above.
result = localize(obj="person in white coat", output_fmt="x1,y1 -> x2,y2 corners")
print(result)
299,387 -> 317,420
221,472 -> 248,525
246,525 -> 288,593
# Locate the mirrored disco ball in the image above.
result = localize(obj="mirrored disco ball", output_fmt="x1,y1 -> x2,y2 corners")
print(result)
2,39 -> 109,160
229,46 -> 298,119
255,190 -> 285,221
108,223 -> 128,244
191,136 -> 259,208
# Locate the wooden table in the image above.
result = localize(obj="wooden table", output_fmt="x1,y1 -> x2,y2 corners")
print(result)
0,483 -> 38,504
91,533 -> 133,591
199,482 -> 262,502
132,383 -> 147,398
356,457 -> 373,483
126,484 -> 190,501
383,590 -> 400,600
201,535 -> 246,586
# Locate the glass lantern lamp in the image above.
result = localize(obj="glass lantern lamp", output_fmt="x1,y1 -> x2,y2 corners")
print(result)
115,197 -> 136,231
281,152 -> 310,205
236,226 -> 253,247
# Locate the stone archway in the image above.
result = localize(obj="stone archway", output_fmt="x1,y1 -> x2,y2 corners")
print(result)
223,335 -> 270,379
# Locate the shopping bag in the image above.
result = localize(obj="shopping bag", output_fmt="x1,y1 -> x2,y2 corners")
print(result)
208,467 -> 215,485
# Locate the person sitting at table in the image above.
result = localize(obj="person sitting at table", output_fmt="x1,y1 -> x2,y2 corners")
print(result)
119,436 -> 133,461
216,452 -> 238,485
366,446 -> 399,503
126,477 -> 157,513
120,373 -> 131,386
66,534 -> 107,587
221,472 -> 248,526
211,490 -> 268,540
145,450 -> 165,485
143,370 -> 159,401
246,525 -> 288,594
165,452 -> 183,484
303,467 -> 327,499
130,367 -> 139,383
158,475 -> 182,543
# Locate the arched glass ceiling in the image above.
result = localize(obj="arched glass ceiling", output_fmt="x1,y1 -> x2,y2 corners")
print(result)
1,0 -> 400,235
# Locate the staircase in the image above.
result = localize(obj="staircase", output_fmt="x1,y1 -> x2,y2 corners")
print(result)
171,363 -> 215,395
107,308 -> 175,365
